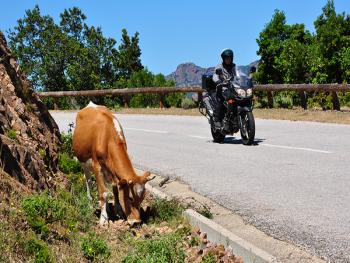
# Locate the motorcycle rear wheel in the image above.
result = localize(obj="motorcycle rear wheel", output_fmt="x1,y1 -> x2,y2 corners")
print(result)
240,111 -> 255,145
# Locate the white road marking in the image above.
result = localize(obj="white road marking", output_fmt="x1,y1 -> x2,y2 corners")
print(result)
124,128 -> 168,134
188,135 -> 212,140
261,143 -> 332,154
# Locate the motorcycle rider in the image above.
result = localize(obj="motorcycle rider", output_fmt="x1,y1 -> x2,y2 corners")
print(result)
212,49 -> 236,127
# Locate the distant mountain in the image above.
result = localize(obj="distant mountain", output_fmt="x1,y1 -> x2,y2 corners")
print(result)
166,61 -> 259,87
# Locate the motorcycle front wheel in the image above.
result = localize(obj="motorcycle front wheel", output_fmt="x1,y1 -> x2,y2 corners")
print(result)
210,119 -> 225,143
240,111 -> 255,145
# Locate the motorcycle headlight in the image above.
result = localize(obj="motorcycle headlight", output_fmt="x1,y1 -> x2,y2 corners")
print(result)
237,89 -> 246,97
246,88 -> 253,97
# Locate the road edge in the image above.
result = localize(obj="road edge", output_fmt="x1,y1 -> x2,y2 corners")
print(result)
146,183 -> 277,263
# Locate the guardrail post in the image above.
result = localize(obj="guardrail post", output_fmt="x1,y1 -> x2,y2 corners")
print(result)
159,94 -> 165,109
124,95 -> 130,108
267,91 -> 274,108
53,98 -> 59,110
332,92 -> 340,111
299,91 -> 307,110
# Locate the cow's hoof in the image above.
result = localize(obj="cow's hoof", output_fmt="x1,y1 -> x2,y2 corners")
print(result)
99,216 -> 109,227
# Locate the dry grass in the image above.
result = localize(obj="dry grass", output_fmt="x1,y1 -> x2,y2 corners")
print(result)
114,107 -> 350,125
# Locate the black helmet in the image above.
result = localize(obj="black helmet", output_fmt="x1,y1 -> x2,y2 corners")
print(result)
221,49 -> 234,60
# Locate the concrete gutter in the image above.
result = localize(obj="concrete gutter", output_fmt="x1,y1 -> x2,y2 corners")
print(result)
184,209 -> 276,263
146,183 -> 276,263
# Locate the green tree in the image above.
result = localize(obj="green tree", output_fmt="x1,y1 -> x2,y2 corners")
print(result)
313,0 -> 350,83
256,10 -> 288,84
117,29 -> 143,79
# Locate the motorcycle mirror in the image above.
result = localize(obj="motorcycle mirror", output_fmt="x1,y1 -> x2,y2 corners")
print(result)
215,68 -> 223,75
249,66 -> 256,74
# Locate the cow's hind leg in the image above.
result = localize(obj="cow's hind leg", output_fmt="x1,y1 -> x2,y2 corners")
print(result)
81,159 -> 93,201
92,161 -> 109,226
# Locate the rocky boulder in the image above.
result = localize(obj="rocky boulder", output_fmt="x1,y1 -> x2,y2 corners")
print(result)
0,31 -> 61,190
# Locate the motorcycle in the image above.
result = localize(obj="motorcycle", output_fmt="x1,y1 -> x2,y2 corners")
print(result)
199,67 -> 256,145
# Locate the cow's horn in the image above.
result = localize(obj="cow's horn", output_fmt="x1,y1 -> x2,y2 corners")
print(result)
146,175 -> 156,182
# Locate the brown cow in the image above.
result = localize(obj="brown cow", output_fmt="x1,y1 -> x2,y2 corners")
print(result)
72,101 -> 153,226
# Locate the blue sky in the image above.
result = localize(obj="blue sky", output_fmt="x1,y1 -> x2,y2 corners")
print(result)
1,1 -> 349,75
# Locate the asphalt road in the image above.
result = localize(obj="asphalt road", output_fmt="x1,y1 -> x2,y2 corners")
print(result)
52,112 -> 350,262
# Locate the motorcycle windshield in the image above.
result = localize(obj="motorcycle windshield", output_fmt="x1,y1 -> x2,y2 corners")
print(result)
233,75 -> 253,88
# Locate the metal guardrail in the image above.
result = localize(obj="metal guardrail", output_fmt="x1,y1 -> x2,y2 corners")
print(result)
36,84 -> 350,110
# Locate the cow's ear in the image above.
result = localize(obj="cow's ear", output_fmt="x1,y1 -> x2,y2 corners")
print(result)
118,179 -> 127,186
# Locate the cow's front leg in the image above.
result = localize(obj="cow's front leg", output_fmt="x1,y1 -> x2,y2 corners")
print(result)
92,161 -> 109,226
112,183 -> 125,219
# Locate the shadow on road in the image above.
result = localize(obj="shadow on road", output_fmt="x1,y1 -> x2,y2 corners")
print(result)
221,137 -> 265,145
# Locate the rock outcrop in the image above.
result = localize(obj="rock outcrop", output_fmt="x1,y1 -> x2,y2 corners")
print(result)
0,31 -> 60,190
166,61 -> 259,87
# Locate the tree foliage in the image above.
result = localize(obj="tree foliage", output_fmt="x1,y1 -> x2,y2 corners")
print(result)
7,6 -> 148,108
255,0 -> 350,109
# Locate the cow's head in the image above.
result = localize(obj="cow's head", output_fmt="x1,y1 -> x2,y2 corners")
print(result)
118,171 -> 155,225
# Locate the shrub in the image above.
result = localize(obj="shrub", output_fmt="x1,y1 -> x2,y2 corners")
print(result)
81,233 -> 110,261
58,152 -> 82,174
307,92 -> 334,110
165,92 -> 185,107
149,198 -> 184,223
122,232 -> 185,263
60,130 -> 74,157
181,97 -> 197,109
21,192 -> 68,238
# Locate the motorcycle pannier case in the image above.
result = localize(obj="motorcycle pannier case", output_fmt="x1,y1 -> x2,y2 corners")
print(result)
202,74 -> 216,91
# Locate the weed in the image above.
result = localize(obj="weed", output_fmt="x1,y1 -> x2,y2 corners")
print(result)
189,236 -> 200,247
38,148 -> 46,158
197,205 -> 213,219
6,129 -> 17,140
81,232 -> 111,262
201,251 -> 217,263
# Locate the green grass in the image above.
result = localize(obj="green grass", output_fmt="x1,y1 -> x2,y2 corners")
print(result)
122,232 -> 186,263
24,236 -> 53,263
21,191 -> 68,238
